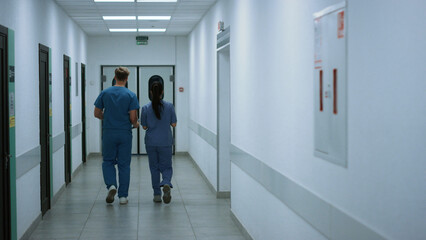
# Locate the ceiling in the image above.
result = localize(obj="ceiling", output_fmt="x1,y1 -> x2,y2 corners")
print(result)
54,0 -> 217,36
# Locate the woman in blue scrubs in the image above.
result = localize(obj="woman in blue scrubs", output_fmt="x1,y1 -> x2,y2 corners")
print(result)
141,75 -> 177,204
94,67 -> 140,205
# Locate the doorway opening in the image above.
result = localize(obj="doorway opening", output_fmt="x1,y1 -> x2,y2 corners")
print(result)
217,43 -> 231,198
81,64 -> 86,163
0,24 -> 11,240
39,44 -> 51,215
63,55 -> 71,185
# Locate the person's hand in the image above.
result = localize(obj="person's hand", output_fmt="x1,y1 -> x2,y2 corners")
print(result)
132,121 -> 140,129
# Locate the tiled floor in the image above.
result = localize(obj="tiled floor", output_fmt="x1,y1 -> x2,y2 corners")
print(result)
29,154 -> 246,240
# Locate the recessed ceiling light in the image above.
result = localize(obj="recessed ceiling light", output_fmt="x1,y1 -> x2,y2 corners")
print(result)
137,0 -> 177,2
103,16 -> 136,20
138,28 -> 166,32
95,0 -> 134,2
109,28 -> 137,32
138,16 -> 171,20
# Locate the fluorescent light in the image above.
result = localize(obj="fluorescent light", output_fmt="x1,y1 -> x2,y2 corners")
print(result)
137,0 -> 177,2
95,0 -> 134,2
138,28 -> 166,32
103,16 -> 136,20
138,16 -> 171,20
109,28 -> 137,32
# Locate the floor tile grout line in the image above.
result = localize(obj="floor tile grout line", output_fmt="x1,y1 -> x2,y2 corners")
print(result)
77,164 -> 103,240
173,158 -> 199,240
137,156 -> 142,240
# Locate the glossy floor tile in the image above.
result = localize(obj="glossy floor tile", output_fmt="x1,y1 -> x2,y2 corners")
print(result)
29,154 -> 246,240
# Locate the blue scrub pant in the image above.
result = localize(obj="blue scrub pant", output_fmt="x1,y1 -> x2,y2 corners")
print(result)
102,129 -> 132,198
145,145 -> 173,196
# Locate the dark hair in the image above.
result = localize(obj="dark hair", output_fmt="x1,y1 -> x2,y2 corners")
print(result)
115,67 -> 130,81
151,82 -> 164,119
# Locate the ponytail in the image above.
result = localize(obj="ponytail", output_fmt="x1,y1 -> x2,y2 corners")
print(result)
151,82 -> 163,119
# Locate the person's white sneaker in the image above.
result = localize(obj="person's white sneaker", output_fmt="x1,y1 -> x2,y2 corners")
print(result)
106,185 -> 117,204
119,197 -> 128,205
153,195 -> 162,203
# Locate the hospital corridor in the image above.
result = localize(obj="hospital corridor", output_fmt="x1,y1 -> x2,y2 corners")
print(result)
0,0 -> 425,239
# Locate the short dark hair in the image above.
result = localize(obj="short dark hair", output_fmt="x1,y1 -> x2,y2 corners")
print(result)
115,67 -> 130,81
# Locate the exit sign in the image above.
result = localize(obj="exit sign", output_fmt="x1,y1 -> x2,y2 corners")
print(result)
136,36 -> 148,45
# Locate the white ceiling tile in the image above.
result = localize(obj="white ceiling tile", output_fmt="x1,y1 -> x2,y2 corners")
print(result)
54,0 -> 217,36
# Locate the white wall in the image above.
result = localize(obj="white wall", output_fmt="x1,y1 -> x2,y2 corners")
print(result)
0,0 -> 88,238
187,0 -> 228,190
87,35 -> 189,153
175,37 -> 190,152
188,0 -> 426,239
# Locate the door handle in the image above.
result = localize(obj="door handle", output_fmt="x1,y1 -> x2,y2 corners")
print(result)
4,154 -> 11,169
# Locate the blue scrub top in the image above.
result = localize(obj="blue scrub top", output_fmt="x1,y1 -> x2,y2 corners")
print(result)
94,86 -> 140,131
141,100 -> 177,146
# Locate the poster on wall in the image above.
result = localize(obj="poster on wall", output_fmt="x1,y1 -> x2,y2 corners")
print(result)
313,1 -> 347,167
314,18 -> 322,69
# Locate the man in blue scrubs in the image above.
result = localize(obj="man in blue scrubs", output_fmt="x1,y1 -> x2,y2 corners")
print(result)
94,67 -> 139,205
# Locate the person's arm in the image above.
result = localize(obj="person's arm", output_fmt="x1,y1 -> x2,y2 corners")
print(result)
170,104 -> 177,128
94,107 -> 104,120
140,106 -> 148,130
129,110 -> 139,128
128,93 -> 140,128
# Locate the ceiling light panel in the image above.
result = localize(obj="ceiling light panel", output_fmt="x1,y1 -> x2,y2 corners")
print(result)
109,28 -> 137,32
138,16 -> 171,20
103,16 -> 136,20
138,28 -> 166,32
137,0 -> 177,2
56,0 -> 218,36
95,0 -> 134,2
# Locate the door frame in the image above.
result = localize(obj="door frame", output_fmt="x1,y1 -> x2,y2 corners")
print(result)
0,24 -> 11,240
63,55 -> 71,184
39,44 -> 51,215
81,63 -> 86,163
100,65 -> 176,155
216,43 -> 231,198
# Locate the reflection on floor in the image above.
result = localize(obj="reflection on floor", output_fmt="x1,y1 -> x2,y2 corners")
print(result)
29,154 -> 246,240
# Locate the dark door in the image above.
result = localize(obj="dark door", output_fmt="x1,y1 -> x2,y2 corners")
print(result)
63,56 -> 71,184
81,64 -> 86,163
39,44 -> 51,216
0,25 -> 11,240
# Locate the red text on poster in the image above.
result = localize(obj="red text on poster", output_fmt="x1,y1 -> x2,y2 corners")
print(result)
338,11 -> 344,39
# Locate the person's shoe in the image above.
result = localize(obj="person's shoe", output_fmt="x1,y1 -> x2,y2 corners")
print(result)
106,185 -> 117,204
153,195 -> 162,203
162,184 -> 171,204
119,197 -> 128,205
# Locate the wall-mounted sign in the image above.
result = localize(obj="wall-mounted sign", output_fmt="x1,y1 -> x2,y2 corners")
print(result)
218,21 -> 224,32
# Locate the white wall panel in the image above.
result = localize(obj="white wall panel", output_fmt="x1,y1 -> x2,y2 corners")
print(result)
52,148 -> 65,196
0,0 -> 88,238
175,36 -> 190,152
72,135 -> 82,172
188,0 -> 426,239
231,163 -> 328,240
189,131 -> 217,190
16,167 -> 41,239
